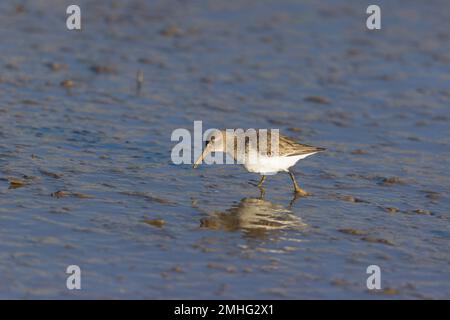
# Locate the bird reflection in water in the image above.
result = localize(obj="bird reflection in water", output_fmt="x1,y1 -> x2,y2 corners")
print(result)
197,190 -> 307,239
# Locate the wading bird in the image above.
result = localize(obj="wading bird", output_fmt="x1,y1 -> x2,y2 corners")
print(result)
193,129 -> 325,196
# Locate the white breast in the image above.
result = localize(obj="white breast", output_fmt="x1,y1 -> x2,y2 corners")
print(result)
243,152 -> 317,175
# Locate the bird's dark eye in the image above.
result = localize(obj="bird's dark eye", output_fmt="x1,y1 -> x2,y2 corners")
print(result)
205,136 -> 216,147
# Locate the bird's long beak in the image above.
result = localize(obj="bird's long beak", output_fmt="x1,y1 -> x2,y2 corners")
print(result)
193,144 -> 212,169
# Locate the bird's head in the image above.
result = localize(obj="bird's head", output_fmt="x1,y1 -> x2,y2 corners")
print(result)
193,129 -> 227,168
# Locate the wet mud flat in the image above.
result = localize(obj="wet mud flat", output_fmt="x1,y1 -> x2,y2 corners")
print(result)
0,1 -> 449,298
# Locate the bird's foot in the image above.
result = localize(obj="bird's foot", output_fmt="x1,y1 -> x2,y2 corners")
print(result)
294,187 -> 311,197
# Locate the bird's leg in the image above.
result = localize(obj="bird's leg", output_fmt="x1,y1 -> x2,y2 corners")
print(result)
288,171 -> 310,196
258,186 -> 266,199
257,175 -> 266,187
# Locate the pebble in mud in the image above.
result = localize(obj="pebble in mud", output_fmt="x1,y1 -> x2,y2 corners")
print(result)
137,57 -> 167,68
46,62 -> 67,71
168,265 -> 184,273
51,191 -> 91,199
200,76 -> 214,84
384,207 -> 399,214
381,288 -> 400,295
379,176 -> 405,186
143,219 -> 165,228
60,80 -> 74,88
8,178 -> 26,189
51,191 -> 69,198
287,127 -> 303,133
339,195 -> 367,203
338,228 -> 368,236
369,287 -> 400,295
262,288 -> 288,297
5,62 -> 19,70
361,237 -> 395,246
39,170 -> 63,179
330,278 -> 350,286
304,96 -> 330,104
351,149 -> 368,155
159,25 -> 183,37
412,209 -> 432,215
207,263 -> 237,273
90,65 -> 117,74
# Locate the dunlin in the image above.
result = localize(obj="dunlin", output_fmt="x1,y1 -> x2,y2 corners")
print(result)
193,129 -> 325,196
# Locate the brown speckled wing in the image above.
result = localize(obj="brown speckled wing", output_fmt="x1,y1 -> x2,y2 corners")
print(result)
278,135 -> 326,157
234,130 -> 325,158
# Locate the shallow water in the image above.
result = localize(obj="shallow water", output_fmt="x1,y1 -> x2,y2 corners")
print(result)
0,0 -> 449,299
